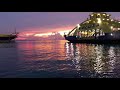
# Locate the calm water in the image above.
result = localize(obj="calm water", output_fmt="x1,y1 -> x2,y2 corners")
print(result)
0,40 -> 120,78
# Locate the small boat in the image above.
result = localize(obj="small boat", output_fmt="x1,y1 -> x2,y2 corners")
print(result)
64,12 -> 120,44
0,29 -> 18,42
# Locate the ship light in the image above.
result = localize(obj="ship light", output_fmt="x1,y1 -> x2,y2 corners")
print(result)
110,33 -> 113,36
91,14 -> 93,16
107,19 -> 109,21
111,19 -> 113,21
97,18 -> 101,24
103,14 -> 106,15
77,24 -> 80,28
119,22 -> 120,23
103,19 -> 105,20
89,30 -> 91,32
86,21 -> 89,23
111,26 -> 113,29
107,14 -> 109,16
97,14 -> 100,15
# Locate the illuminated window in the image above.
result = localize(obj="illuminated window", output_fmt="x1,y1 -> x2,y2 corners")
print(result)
77,24 -> 80,28
91,14 -> 93,16
111,19 -> 113,21
97,14 -> 100,16
111,26 -> 113,29
97,18 -> 102,24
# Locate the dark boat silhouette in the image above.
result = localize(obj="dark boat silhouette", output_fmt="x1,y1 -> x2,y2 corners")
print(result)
64,12 -> 120,44
0,29 -> 18,42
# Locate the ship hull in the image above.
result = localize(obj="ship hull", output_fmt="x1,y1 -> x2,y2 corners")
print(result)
64,31 -> 120,44
0,35 -> 17,42
65,39 -> 120,44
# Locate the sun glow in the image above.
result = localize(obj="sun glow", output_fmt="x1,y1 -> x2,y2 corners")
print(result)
34,30 -> 70,37
18,25 -> 74,39
26,33 -> 34,36
34,32 -> 53,37
58,30 -> 70,36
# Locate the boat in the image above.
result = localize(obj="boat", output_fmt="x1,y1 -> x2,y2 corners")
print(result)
0,29 -> 18,42
64,12 -> 120,44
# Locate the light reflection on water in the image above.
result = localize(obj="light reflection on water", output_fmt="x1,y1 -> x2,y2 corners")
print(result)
65,42 -> 120,78
0,40 -> 120,78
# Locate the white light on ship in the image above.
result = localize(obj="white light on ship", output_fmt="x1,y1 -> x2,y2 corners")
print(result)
119,22 -> 120,23
91,14 -> 93,16
77,24 -> 80,28
97,29 -> 99,32
107,14 -> 109,16
111,19 -> 113,21
97,18 -> 101,24
103,19 -> 105,20
118,28 -> 120,30
110,33 -> 113,36
103,14 -> 106,15
97,14 -> 100,15
86,21 -> 89,23
107,19 -> 109,21
111,26 -> 113,29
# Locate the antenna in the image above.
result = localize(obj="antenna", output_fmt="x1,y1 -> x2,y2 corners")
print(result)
15,27 -> 16,34
13,27 -> 19,35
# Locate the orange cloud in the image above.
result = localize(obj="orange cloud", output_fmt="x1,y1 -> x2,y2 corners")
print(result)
17,25 -> 75,40
19,25 -> 74,33
34,32 -> 53,37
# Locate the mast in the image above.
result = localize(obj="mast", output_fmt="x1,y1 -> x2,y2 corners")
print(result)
15,27 -> 17,34
14,27 -> 19,35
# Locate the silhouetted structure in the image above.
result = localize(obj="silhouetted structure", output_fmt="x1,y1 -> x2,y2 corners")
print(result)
64,12 -> 120,44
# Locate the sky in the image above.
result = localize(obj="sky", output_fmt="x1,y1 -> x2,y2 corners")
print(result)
0,12 -> 120,39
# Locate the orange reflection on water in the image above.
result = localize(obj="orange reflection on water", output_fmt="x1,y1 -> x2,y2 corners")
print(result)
33,40 -> 67,60
17,40 -> 67,61
18,41 -> 34,50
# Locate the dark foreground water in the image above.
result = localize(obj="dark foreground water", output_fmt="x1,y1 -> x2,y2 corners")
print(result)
0,40 -> 120,78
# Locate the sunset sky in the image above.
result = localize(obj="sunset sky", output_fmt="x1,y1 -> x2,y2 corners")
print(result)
0,12 -> 120,39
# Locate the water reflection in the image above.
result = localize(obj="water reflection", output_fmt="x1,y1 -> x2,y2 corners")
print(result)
17,40 -> 67,61
1,40 -> 120,78
0,42 -> 17,48
65,42 -> 120,77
